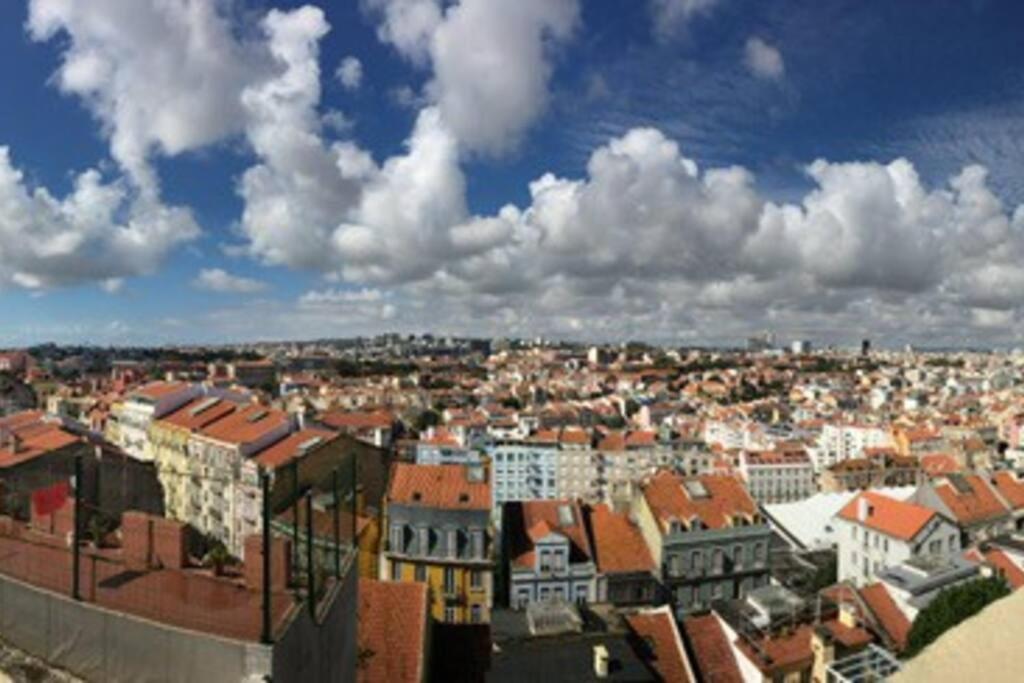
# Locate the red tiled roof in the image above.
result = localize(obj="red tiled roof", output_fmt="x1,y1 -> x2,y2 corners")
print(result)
642,471 -> 758,532
920,453 -> 961,476
991,472 -> 1024,511
253,429 -> 338,469
358,579 -> 429,683
509,500 -> 592,569
197,404 -> 291,446
387,463 -> 490,510
588,503 -> 654,574
130,381 -> 190,401
626,606 -> 693,683
682,614 -> 743,683
823,619 -> 874,649
0,417 -> 80,469
932,474 -> 1009,526
736,624 -> 816,676
972,548 -> 1024,590
320,409 -> 394,430
837,492 -> 937,542
157,396 -> 239,432
859,583 -> 911,651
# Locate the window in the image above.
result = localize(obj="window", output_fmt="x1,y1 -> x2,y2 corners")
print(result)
712,548 -> 724,574
883,538 -> 889,552
470,604 -> 482,623
447,529 -> 457,558
444,607 -> 457,623
444,567 -> 456,594
390,524 -> 404,552
470,570 -> 483,590
391,561 -> 402,581
471,529 -> 485,559
949,535 -> 957,552
415,564 -> 427,582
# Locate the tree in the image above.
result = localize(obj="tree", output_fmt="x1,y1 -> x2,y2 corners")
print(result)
414,409 -> 441,432
905,576 -> 1010,657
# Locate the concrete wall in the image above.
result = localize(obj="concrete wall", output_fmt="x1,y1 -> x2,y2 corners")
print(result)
0,572 -> 269,682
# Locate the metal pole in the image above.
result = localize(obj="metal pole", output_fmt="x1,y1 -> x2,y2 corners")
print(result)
72,454 -> 82,601
351,449 -> 358,543
260,468 -> 272,644
291,460 -> 299,573
305,491 -> 315,609
333,468 -> 341,579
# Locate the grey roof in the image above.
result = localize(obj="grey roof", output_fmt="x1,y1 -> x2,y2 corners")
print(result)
489,631 -> 654,682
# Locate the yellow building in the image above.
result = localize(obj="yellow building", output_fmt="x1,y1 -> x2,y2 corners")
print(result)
148,396 -> 240,522
380,463 -> 494,624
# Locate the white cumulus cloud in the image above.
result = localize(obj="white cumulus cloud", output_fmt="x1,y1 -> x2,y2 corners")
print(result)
192,268 -> 268,293
744,37 -> 785,80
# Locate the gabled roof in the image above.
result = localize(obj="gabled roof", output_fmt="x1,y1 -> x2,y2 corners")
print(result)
859,583 -> 911,651
990,472 -> 1024,511
0,418 -> 80,469
320,409 -> 393,430
682,614 -> 743,683
626,606 -> 694,683
642,471 -> 759,533
587,503 -> 654,574
129,381 -> 190,401
966,547 -> 1024,590
157,396 -> 239,432
507,500 -> 592,569
253,428 -> 338,470
358,579 -> 429,683
387,463 -> 490,510
932,474 -> 1010,526
837,492 -> 937,542
196,404 -> 290,446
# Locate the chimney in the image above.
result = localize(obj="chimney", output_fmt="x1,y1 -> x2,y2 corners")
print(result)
857,497 -> 871,522
593,645 -> 610,679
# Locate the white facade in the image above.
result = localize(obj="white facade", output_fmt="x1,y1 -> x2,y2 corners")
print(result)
115,384 -> 200,461
834,501 -> 960,586
815,424 -> 892,471
738,452 -> 815,504
490,443 -> 559,506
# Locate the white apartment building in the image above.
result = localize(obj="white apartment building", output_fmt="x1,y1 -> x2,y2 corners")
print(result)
834,491 -> 960,586
737,448 -> 815,504
489,441 -> 559,506
815,423 -> 893,471
186,405 -> 293,557
110,381 -> 201,461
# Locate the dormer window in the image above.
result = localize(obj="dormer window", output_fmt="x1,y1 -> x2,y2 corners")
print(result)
412,491 -> 422,502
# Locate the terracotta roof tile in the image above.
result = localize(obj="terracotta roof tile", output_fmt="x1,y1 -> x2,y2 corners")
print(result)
253,429 -> 338,470
588,503 -> 654,574
358,579 -> 429,683
388,463 -> 490,510
859,583 -> 910,651
626,606 -> 694,683
837,492 -> 937,542
642,471 -> 759,532
932,474 -> 1009,526
197,404 -> 291,446
157,396 -> 239,432
991,472 -> 1024,511
508,500 -> 592,569
682,614 -> 743,683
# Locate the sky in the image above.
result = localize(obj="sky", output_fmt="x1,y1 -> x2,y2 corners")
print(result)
1,0 -> 1023,348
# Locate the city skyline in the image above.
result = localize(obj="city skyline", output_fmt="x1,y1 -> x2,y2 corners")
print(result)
2,0 -> 1024,347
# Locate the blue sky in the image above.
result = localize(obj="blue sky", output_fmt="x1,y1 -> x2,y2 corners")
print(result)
1,0 -> 1023,347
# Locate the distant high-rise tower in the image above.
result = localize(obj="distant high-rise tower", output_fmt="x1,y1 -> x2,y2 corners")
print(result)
861,339 -> 871,356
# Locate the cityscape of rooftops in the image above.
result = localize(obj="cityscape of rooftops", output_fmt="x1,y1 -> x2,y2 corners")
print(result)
1,1 -> 1023,681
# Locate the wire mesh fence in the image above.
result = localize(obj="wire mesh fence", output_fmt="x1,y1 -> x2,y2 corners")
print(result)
0,448 -> 360,645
